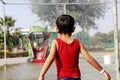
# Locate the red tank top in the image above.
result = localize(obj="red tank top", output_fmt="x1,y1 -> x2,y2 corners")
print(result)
55,38 -> 80,78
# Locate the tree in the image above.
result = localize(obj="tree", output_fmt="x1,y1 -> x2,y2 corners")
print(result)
28,0 -> 107,32
0,32 -> 4,50
91,32 -> 107,45
66,0 -> 106,32
0,16 -> 16,51
73,31 -> 90,46
90,30 -> 119,48
28,0 -> 64,27
107,30 -> 120,42
0,16 -> 16,30
12,28 -> 23,48
0,26 -> 2,32
107,31 -> 114,43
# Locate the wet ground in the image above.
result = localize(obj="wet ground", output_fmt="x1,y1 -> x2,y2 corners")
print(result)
0,53 -> 116,80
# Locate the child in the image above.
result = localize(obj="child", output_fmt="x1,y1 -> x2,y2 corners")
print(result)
38,14 -> 111,80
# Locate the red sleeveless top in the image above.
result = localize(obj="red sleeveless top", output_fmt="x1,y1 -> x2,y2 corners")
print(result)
55,38 -> 81,78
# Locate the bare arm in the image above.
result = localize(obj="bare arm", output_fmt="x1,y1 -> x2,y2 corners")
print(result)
39,40 -> 57,80
80,42 -> 111,80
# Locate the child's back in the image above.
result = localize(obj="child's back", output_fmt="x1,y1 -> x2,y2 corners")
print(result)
55,38 -> 80,78
39,14 -> 111,80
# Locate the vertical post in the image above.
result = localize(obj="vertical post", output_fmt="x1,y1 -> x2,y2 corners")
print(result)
64,3 -> 66,14
113,0 -> 120,80
3,2 -> 7,65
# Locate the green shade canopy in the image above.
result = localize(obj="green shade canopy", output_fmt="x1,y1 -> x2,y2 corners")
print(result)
30,26 -> 47,32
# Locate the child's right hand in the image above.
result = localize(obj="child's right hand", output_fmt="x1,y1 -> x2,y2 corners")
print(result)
103,71 -> 111,80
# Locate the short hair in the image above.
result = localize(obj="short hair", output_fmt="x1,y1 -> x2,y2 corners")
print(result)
56,14 -> 75,34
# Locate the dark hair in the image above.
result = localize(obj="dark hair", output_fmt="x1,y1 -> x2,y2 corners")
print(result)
56,14 -> 75,34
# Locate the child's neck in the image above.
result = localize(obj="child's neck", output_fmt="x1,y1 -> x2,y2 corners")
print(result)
59,34 -> 73,43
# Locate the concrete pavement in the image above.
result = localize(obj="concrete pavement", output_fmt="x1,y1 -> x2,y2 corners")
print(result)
0,54 -> 116,80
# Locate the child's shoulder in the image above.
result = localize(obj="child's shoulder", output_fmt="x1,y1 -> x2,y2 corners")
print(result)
71,38 -> 80,45
73,38 -> 79,42
55,38 -> 61,42
73,38 -> 83,45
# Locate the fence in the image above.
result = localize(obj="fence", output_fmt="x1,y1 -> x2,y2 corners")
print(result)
0,0 -> 120,79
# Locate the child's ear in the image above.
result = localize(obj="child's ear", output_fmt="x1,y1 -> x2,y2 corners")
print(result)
56,28 -> 59,33
72,27 -> 75,32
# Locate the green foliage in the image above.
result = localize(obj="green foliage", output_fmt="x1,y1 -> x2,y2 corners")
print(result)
0,16 -> 16,50
0,33 -> 4,50
66,3 -> 106,32
28,0 -> 107,32
0,16 -> 16,27
31,4 -> 63,26
12,28 -> 23,47
73,31 -> 90,46
0,33 -> 4,38
0,18 -> 4,26
74,29 -> 120,49
90,32 -> 112,47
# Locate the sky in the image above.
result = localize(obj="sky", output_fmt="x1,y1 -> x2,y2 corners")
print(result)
0,0 -> 120,36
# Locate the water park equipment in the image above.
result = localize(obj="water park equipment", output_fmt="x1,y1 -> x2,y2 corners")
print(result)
27,26 -> 58,63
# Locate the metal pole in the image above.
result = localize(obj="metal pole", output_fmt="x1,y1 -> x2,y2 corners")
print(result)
2,1 -> 7,65
113,0 -> 120,80
64,3 -> 66,14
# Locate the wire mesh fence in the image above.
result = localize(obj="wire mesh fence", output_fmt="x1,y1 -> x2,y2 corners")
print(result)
0,0 -> 119,58
0,0 -> 119,80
